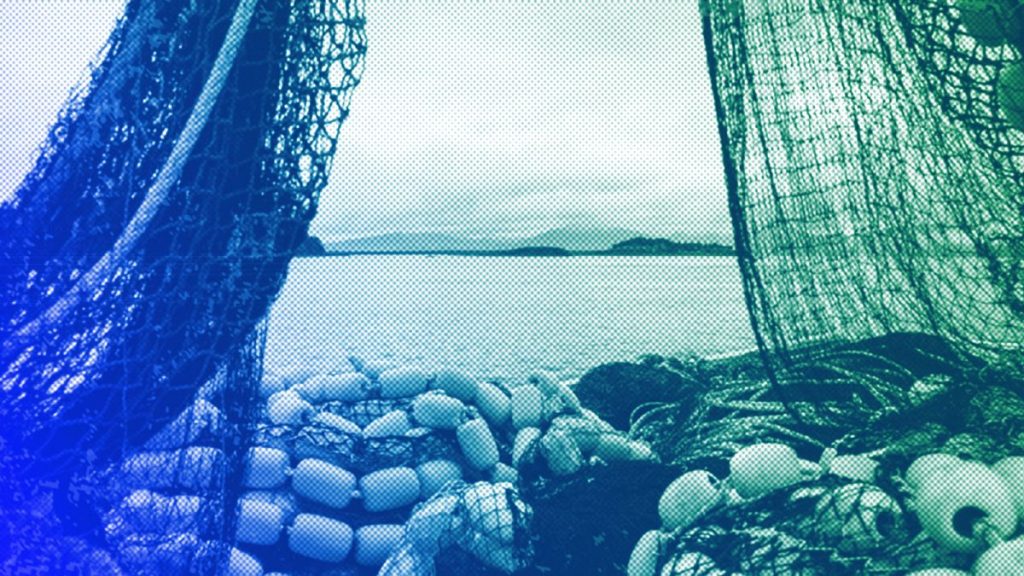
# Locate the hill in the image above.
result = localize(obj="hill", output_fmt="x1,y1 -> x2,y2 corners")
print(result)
609,236 -> 735,255
327,226 -> 645,253
295,235 -> 327,256
520,226 -> 641,251
327,232 -> 509,252
494,246 -> 572,256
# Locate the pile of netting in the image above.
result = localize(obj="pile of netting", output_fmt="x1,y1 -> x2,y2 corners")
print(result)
631,334 -> 1024,574
638,3 -> 1024,571
0,0 -> 365,572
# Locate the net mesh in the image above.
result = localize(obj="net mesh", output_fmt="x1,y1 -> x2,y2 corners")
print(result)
256,401 -> 471,476
632,335 -> 1024,572
702,0 -> 1024,381
0,0 -> 365,571
380,481 -> 534,576
691,3 -> 1024,566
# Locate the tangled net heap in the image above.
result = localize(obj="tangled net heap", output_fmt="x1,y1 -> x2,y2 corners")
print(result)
625,1 -> 1024,573
703,0 -> 1024,379
0,0 -> 365,571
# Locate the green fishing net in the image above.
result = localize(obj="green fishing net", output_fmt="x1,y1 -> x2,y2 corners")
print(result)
703,0 -> 1024,378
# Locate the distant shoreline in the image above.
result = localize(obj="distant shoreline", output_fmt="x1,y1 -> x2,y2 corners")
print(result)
296,235 -> 736,258
298,248 -> 736,258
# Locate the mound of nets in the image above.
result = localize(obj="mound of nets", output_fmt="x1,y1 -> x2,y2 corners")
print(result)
642,6 -> 1024,568
631,331 -> 1024,574
701,0 -> 1024,389
0,0 -> 365,571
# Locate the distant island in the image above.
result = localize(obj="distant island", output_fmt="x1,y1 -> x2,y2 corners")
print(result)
295,234 -> 327,256
296,232 -> 734,258
608,236 -> 735,256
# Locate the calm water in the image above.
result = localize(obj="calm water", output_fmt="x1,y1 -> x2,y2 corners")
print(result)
264,255 -> 755,382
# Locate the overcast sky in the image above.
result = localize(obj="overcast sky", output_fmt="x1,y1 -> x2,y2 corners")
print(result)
0,1 -> 731,241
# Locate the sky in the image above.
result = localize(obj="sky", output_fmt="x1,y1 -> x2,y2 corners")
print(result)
0,0 -> 731,242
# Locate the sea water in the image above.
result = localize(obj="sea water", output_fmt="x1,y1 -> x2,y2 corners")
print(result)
265,255 -> 754,382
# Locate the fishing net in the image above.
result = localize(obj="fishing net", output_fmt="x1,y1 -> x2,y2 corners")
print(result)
632,345 -> 1024,574
702,0 -> 1024,384
380,481 -> 534,576
686,2 -> 1024,568
255,407 -> 470,476
0,0 -> 365,572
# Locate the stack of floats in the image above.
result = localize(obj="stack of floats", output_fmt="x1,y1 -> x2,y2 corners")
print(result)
628,442 -> 1024,575
105,359 -> 653,575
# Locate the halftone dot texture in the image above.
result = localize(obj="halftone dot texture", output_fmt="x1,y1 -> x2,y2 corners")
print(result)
379,481 -> 533,576
11,0 -> 1024,573
0,0 -> 365,572
643,1 -> 1024,571
704,0 -> 1024,377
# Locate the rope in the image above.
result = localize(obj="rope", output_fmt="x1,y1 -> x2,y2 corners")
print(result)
5,0 -> 261,350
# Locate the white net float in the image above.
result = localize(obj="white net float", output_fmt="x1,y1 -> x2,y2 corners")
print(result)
914,461 -> 1015,553
991,456 -> 1024,523
416,459 -> 464,498
457,418 -> 500,471
728,443 -> 804,499
243,447 -> 291,489
235,499 -> 284,546
226,547 -> 264,576
593,433 -> 635,462
627,529 -> 662,576
287,514 -> 353,563
240,490 -> 299,525
905,453 -> 963,494
360,467 -> 422,512
974,539 -> 1024,575
474,381 -> 511,427
315,372 -> 372,403
291,458 -> 356,509
363,409 -> 412,438
491,462 -> 519,485
433,368 -> 480,402
658,471 -> 721,531
378,366 -> 430,399
411,393 -> 467,429
354,524 -> 406,567
512,427 -> 542,467
266,390 -> 314,426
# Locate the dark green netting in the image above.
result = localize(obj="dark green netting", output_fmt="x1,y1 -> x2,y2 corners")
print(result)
0,0 -> 365,572
629,2 -> 1024,573
702,0 -> 1024,380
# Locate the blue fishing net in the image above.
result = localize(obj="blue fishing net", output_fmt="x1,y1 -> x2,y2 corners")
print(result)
0,0 -> 365,572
